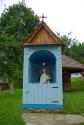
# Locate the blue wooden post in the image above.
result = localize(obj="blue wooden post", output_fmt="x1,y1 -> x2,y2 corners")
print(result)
56,48 -> 63,108
23,48 -> 30,105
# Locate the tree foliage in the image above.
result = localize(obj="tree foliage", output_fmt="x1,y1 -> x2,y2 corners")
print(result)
0,3 -> 40,89
60,34 -> 84,64
0,3 -> 39,41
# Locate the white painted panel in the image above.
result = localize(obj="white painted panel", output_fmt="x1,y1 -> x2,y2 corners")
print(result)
27,84 -> 31,104
27,83 -> 59,104
34,84 -> 39,104
38,84 -> 43,104
46,84 -> 51,104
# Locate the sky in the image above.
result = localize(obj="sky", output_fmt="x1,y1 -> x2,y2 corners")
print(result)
0,0 -> 84,43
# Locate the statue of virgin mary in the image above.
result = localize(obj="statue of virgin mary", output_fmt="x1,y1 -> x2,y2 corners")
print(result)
40,62 -> 50,84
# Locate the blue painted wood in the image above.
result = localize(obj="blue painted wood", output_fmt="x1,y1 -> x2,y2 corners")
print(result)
22,104 -> 63,109
23,51 -> 29,105
23,45 -> 63,109
24,83 -> 61,106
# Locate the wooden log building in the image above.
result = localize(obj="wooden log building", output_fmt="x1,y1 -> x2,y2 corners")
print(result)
62,55 -> 84,91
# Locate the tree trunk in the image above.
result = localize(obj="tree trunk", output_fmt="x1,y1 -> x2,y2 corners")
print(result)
9,81 -> 14,95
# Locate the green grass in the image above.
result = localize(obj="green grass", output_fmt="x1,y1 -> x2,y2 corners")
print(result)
71,78 -> 84,91
0,89 -> 25,125
63,78 -> 84,114
64,91 -> 84,114
71,123 -> 84,125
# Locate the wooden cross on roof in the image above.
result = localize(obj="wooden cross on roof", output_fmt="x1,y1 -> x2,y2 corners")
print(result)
39,13 -> 47,21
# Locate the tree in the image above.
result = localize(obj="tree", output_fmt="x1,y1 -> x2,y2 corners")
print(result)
0,3 -> 39,41
59,33 -> 84,64
70,42 -> 84,64
0,3 -> 40,94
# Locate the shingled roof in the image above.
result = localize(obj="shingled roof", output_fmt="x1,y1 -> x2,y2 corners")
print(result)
62,55 -> 84,72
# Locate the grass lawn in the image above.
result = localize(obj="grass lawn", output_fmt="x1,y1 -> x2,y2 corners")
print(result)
0,89 -> 25,125
64,78 -> 84,114
0,78 -> 84,125
64,91 -> 84,114
71,78 -> 84,91
71,123 -> 84,125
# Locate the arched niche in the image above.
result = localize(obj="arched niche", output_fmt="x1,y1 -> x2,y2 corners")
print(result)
29,50 -> 56,83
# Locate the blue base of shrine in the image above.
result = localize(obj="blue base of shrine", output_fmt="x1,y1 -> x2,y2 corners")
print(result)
22,104 -> 63,109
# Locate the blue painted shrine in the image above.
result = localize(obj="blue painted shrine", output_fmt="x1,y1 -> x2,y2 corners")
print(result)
22,21 -> 63,109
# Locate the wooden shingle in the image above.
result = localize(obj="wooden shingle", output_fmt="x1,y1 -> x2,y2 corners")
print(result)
22,21 -> 63,46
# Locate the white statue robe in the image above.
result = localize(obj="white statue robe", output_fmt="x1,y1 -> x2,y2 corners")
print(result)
40,72 -> 48,84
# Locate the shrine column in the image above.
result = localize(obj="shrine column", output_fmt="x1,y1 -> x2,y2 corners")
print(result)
23,47 -> 30,105
56,49 -> 63,108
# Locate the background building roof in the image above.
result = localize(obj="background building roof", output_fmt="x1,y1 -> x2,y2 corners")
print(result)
62,55 -> 84,72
